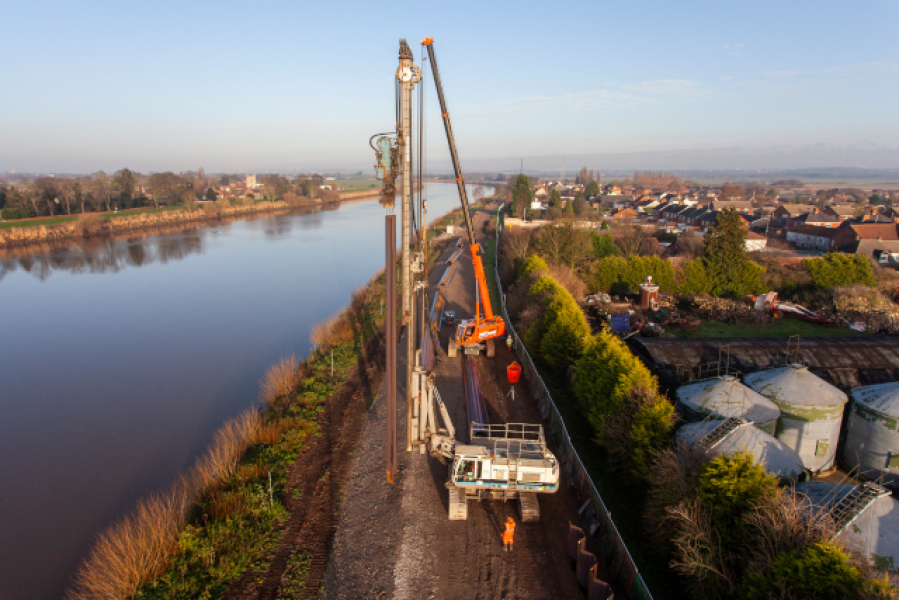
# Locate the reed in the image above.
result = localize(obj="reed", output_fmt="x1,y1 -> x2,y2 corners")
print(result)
259,354 -> 301,405
309,308 -> 353,351
66,408 -> 260,600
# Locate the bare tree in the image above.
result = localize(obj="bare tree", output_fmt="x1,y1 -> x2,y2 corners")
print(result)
92,171 -> 112,212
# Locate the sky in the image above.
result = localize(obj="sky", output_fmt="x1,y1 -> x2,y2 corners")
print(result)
1,0 -> 897,174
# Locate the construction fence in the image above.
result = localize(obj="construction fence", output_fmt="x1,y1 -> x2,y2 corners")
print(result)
492,205 -> 653,600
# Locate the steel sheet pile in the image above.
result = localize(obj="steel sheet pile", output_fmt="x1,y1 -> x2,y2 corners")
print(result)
464,356 -> 489,427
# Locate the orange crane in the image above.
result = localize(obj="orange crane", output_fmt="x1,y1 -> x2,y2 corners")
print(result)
422,38 -> 505,357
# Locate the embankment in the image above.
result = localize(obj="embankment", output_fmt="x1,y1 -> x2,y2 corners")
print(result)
66,270 -> 389,600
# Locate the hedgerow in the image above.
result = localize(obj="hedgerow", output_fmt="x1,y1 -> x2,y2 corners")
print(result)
802,252 -> 877,288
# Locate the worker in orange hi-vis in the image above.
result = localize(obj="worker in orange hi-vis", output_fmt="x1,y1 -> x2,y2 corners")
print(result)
503,516 -> 515,551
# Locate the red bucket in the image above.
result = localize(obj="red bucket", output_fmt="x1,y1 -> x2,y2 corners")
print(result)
507,362 -> 521,383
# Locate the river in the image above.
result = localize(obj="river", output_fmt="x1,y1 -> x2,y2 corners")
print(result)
0,183 -> 479,600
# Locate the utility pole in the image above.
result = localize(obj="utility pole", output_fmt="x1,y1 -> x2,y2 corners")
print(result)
397,39 -> 421,452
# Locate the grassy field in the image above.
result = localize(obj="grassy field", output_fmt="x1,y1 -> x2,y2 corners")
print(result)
332,179 -> 379,192
0,206 -> 188,230
0,216 -> 77,229
673,318 -> 862,338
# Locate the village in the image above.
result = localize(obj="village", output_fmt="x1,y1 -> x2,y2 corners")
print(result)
504,173 -> 899,268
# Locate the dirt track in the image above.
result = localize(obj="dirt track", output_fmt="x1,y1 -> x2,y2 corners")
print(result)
322,204 -> 596,599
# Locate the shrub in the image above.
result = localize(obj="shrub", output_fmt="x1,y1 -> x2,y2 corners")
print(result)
591,256 -> 627,292
519,254 -> 549,279
259,354 -> 301,405
590,255 -> 675,293
675,258 -> 711,295
72,213 -> 104,238
696,452 -> 778,549
602,385 -> 675,480
740,542 -> 894,600
591,232 -> 620,258
803,253 -> 877,288
523,274 -> 590,369
573,328 -> 657,434
309,309 -> 353,351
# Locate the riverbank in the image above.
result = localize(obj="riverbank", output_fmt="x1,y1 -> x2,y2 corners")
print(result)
0,192 -> 380,249
67,269 -> 390,599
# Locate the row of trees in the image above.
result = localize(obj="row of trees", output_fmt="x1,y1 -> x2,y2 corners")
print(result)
0,171 -> 326,220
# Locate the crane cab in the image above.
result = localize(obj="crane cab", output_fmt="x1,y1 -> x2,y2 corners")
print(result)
450,316 -> 506,357
446,424 -> 559,522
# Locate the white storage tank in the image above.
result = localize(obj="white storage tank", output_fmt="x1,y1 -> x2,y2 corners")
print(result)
796,481 -> 899,576
677,419 -> 806,481
744,364 -> 848,472
676,375 -> 781,435
843,382 -> 899,488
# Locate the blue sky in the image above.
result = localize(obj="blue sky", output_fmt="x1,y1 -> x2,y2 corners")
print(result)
2,0 -> 897,173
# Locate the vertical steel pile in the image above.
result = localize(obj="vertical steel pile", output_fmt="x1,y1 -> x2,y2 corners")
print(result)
385,215 -> 397,483
463,357 -> 489,431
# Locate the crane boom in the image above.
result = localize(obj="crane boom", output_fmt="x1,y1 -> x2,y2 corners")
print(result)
423,38 -> 504,349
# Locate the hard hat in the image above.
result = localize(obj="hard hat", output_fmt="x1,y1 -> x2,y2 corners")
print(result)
507,517 -> 514,523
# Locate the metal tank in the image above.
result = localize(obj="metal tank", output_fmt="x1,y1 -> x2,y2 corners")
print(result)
796,481 -> 899,576
843,382 -> 899,488
744,364 -> 848,472
676,375 -> 781,435
677,419 -> 805,481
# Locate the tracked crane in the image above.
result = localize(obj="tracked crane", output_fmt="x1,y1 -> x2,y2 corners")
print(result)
422,38 -> 505,358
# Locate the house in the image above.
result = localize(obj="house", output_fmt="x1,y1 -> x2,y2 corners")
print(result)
833,222 -> 899,252
611,207 -> 638,220
789,211 -> 840,228
711,200 -> 754,213
821,205 -> 857,222
745,231 -> 768,252
772,204 -> 817,219
785,225 -> 840,251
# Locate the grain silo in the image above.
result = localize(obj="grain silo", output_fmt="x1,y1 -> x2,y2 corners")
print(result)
796,481 -> 899,576
842,382 -> 899,488
675,375 -> 781,435
744,364 -> 848,472
677,419 -> 806,481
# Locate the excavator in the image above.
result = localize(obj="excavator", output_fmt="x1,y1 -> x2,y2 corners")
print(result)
422,38 -> 505,358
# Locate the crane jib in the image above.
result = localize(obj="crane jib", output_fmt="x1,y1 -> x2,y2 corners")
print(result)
424,41 -> 475,245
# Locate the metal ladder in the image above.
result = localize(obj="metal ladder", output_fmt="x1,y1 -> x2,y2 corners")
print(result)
828,482 -> 888,536
695,418 -> 746,452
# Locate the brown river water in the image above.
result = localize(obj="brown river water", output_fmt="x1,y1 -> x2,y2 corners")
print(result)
0,184 -> 471,599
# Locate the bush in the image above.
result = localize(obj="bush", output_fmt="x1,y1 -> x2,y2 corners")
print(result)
523,274 -> 590,369
675,258 -> 711,295
803,253 -> 877,288
591,232 -> 620,258
518,254 -> 549,279
602,385 -> 675,479
696,452 -> 778,549
590,255 -> 675,293
572,329 -> 658,434
740,542 -> 894,600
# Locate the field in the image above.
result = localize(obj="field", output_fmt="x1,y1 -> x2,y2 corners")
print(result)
331,179 -> 379,192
